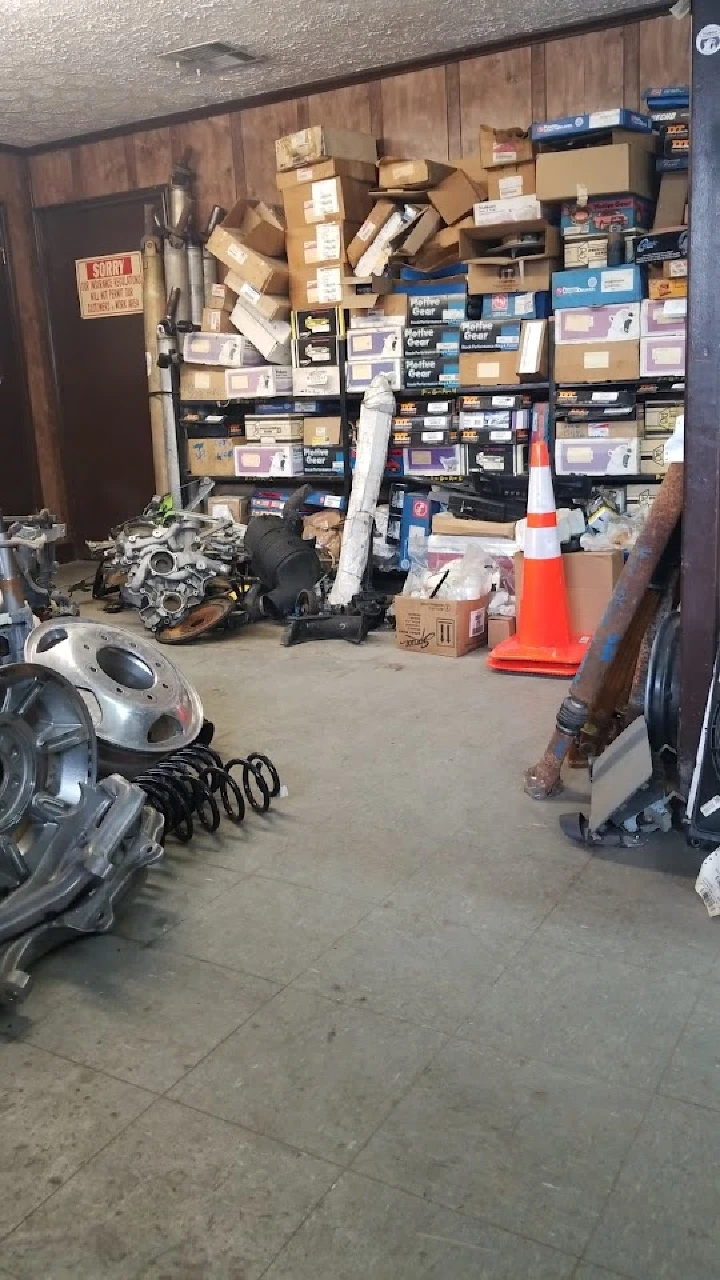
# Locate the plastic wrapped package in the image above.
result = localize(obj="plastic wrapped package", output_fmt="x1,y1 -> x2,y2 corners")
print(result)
372,504 -> 398,570
426,533 -> 518,591
579,509 -> 646,552
489,588 -> 516,618
403,544 -> 495,601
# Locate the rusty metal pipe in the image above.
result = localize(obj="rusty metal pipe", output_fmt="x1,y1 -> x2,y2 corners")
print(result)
525,463 -> 684,799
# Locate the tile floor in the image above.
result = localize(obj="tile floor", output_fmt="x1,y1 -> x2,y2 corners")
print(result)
1,607 -> 717,1279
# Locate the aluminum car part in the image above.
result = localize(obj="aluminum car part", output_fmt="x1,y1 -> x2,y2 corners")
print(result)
25,619 -> 203,776
0,663 -> 96,889
0,778 -> 163,1005
157,596 -> 234,643
5,511 -> 76,619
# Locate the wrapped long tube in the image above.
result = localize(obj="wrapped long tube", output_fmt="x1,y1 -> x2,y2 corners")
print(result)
164,236 -> 190,326
187,242 -> 205,327
202,248 -> 217,306
141,232 -> 169,494
330,377 -> 394,607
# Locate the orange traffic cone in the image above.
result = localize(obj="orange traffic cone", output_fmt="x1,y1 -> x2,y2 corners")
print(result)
488,437 -> 590,677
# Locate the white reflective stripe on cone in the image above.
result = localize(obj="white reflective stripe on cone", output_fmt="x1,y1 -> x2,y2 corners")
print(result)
524,524 -> 561,561
527,464 -> 556,515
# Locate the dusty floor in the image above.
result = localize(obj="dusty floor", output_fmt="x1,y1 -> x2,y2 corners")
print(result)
0,602 -> 718,1280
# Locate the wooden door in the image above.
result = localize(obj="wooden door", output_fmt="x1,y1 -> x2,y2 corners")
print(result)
0,208 -> 38,516
37,192 -> 163,548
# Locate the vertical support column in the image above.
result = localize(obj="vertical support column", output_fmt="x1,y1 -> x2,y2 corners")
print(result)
679,6 -> 720,792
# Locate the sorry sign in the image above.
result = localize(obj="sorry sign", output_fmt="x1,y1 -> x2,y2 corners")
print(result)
75,251 -> 143,319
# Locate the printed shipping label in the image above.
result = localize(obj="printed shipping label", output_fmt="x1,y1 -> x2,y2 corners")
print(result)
470,607 -> 487,637
316,224 -> 342,260
311,179 -> 340,217
584,351 -> 610,368
601,268 -> 635,293
316,267 -> 343,303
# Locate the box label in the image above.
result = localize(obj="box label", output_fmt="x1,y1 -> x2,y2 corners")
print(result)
584,351 -> 610,369
476,361 -> 500,378
240,281 -> 261,305
311,179 -> 340,217
470,607 -> 486,637
228,243 -> 248,265
315,267 -> 343,303
316,223 -> 342,260
601,268 -> 635,294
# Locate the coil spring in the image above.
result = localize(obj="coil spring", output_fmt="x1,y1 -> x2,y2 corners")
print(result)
136,743 -> 281,843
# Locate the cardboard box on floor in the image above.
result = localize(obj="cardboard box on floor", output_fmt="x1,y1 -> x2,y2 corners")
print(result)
515,550 -> 624,637
275,126 -> 378,172
207,199 -> 286,262
394,594 -> 491,657
488,616 -> 516,649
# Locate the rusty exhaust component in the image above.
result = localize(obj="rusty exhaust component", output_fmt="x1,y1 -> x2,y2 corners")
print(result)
525,462 -> 684,799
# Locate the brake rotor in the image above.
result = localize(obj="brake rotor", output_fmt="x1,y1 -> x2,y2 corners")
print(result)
156,597 -> 234,644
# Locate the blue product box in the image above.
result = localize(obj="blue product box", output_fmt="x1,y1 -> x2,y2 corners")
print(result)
302,446 -> 344,476
400,263 -> 468,283
480,292 -> 551,320
643,85 -> 690,107
303,490 -> 347,511
398,491 -> 443,571
560,196 -> 653,237
657,155 -> 689,173
531,108 -> 653,142
250,489 -> 293,516
251,400 -> 326,415
552,266 -> 644,310
403,325 -> 461,357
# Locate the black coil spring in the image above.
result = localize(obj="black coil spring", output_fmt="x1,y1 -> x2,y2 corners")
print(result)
136,742 -> 281,843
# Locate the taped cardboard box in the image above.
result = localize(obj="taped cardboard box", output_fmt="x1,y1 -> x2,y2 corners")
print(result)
230,300 -> 292,364
206,230 -> 289,295
187,437 -> 236,477
641,434 -> 672,477
207,199 -> 286,265
653,172 -> 688,230
207,282 -> 235,312
429,166 -> 489,225
275,126 -> 377,173
303,416 -> 342,446
515,550 -> 623,636
286,221 -> 360,270
555,341 -> 640,384
479,126 -> 534,169
347,201 -> 397,267
202,307 -> 235,333
283,178 -> 374,230
468,259 -> 554,295
208,494 -> 250,523
275,156 -> 377,191
394,595 -> 490,657
180,365 -> 228,402
223,273 -> 290,320
535,142 -> 653,201
378,157 -> 454,190
487,162 -> 536,202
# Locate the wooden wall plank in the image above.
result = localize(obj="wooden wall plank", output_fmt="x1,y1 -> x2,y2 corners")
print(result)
306,83 -> 372,134
459,47 -> 533,154
531,43 -> 546,123
380,65 -> 449,160
171,116 -> 236,224
582,28 -> 625,111
545,35 -> 586,117
623,22 -> 641,111
133,127 -> 173,190
445,62 -> 462,159
639,13 -> 691,94
240,97 -> 306,203
75,137 -> 130,198
28,149 -> 75,207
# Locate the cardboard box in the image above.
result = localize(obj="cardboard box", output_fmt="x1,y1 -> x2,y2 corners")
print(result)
431,512 -> 516,538
224,273 -> 290,320
472,195 -> 543,227
644,403 -> 684,435
182,332 -> 263,367
640,335 -> 686,378
412,220 -> 471,271
283,178 -> 373,229
234,443 -> 304,477
394,594 -> 490,657
286,221 -> 359,269
555,386 -> 637,419
403,445 -> 465,478
563,237 -> 633,270
664,258 -> 687,278
354,205 -> 424,276
531,109 -> 652,141
207,282 -> 234,312
244,414 -> 304,443
515,550 -> 623,636
554,341 -> 640,384
303,416 -> 342,446
207,494 -> 250,523
459,321 -> 521,352
429,167 -> 489,225
206,228 -> 289,295
481,292 -> 550,320
635,227 -> 688,266
653,173 -> 689,230
396,394 -> 455,417
289,264 -> 389,310
292,307 -> 344,339
641,434 -> 672,477
403,325 -> 461,357
535,143 -> 653,201
275,156 -> 377,191
555,437 -> 640,476
341,274 -> 393,310
347,201 -> 397,267
401,207 -> 443,257
292,365 -> 342,396
293,334 -> 340,367
466,440 -> 528,475
187,437 -> 235,477
396,492 -> 444,570
179,365 -> 228,402
488,616 -> 516,649
459,320 -> 547,385
560,195 -> 653,238
640,298 -> 687,336
347,326 -> 404,359
552,266 -> 644,310
302,445 -> 344,475
225,365 -> 293,398
555,420 -> 641,439
648,274 -> 687,301
487,162 -> 536,202
555,303 -> 640,344
230,300 -> 292,364
345,358 -> 404,392
275,126 -> 377,172
479,125 -> 533,169
404,354 -> 459,389
207,198 -> 286,262
202,306 -> 235,333
467,259 -> 553,295
407,292 -> 467,325
392,423 -> 459,447
378,157 -> 454,190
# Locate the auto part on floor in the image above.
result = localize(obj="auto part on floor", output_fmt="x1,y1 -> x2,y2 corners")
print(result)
525,463 -> 684,799
25,618 -> 203,777
283,611 -> 371,646
156,596 -> 236,643
0,510 -> 74,667
135,740 -> 282,841
244,485 -> 323,620
331,376 -> 395,607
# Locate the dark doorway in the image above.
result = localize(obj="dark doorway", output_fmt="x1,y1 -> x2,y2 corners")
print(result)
0,207 -> 39,516
37,190 -> 164,549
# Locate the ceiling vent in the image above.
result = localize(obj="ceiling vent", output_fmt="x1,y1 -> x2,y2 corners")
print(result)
162,42 -> 261,74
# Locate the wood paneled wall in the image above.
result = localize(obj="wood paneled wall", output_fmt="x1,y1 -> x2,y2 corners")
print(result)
12,10 -> 690,518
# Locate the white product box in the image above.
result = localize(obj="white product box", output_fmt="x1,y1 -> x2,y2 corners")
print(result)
225,365 -> 293,398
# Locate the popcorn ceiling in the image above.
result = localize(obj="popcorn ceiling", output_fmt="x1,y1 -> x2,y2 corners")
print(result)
2,0 -> 660,147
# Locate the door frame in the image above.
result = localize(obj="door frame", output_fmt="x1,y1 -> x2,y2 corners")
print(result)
0,201 -> 41,514
33,186 -> 166,549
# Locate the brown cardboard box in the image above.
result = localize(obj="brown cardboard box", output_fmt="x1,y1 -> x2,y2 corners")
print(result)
460,320 -> 547,385
432,513 -> 517,538
401,207 -> 443,258
414,219 -> 473,271
488,616 -> 516,649
515,551 -> 623,638
290,265 -> 391,310
394,594 -> 491,657
467,258 -> 554,294
201,306 -> 235,333
207,282 -> 234,312
347,200 -> 397,267
275,156 -> 377,192
429,167 -> 489,225
460,220 -> 559,261
487,161 -> 536,202
641,434 -> 671,477
287,222 -> 359,269
207,199 -> 286,261
378,157 -> 454,190
187,437 -> 235,477
208,494 -> 250,523
223,272 -> 291,320
554,341 -> 640,384
179,365 -> 228,401
479,125 -> 533,169
653,172 -> 689,230
303,416 -> 342,446
648,273 -> 688,300
206,228 -> 289,295
283,178 -> 373,229
536,143 -> 653,201
275,126 -> 377,173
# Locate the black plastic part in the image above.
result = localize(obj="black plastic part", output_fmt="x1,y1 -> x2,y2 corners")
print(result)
283,612 -> 371,646
645,611 -> 681,754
